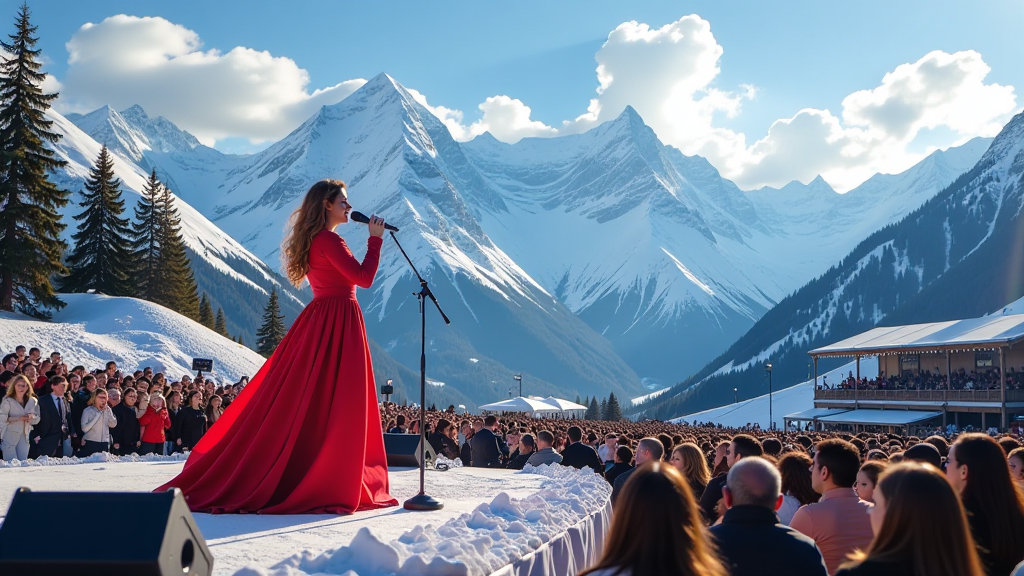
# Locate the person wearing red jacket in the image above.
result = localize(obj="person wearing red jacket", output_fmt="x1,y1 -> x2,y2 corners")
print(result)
138,392 -> 171,455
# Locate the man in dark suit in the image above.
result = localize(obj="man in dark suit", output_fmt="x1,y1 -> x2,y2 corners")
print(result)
469,415 -> 507,467
29,376 -> 70,459
559,426 -> 604,475
710,458 -> 827,576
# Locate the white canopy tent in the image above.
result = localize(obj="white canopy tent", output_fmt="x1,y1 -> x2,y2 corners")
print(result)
542,397 -> 587,411
478,396 -> 561,413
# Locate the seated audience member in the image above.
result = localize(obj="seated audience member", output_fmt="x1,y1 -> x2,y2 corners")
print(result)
946,434 -> 1024,576
776,451 -> 819,525
670,443 -> 711,499
605,445 -> 634,487
459,422 -> 473,467
506,433 -> 535,470
701,434 -> 764,524
710,458 -> 827,576
388,414 -> 407,434
612,437 -> 665,505
835,462 -> 985,576
854,461 -> 887,504
579,462 -> 728,576
599,433 -> 618,470
903,442 -> 942,470
560,425 -> 604,474
427,418 -> 460,460
789,439 -> 873,575
470,415 -> 507,467
526,430 -> 563,467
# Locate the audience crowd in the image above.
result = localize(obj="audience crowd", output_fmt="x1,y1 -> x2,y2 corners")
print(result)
818,366 -> 1024,392
5,344 -> 1024,575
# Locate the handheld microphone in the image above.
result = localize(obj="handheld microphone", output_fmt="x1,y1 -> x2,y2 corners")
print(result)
350,211 -> 399,232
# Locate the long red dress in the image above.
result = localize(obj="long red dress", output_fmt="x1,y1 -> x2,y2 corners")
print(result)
156,229 -> 398,514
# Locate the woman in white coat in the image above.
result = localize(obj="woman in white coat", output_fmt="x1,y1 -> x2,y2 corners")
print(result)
78,388 -> 117,457
0,374 -> 41,461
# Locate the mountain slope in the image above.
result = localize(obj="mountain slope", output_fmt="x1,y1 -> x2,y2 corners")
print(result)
637,113 -> 1024,420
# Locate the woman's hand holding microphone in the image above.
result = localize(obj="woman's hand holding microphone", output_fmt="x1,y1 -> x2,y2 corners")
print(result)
367,214 -> 386,238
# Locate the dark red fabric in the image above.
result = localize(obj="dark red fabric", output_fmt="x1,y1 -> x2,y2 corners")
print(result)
156,230 -> 397,514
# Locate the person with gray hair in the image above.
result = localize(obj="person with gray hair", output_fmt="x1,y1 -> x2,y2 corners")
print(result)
611,437 -> 664,506
709,458 -> 827,576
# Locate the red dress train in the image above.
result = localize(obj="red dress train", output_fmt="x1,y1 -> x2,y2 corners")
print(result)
156,230 -> 397,514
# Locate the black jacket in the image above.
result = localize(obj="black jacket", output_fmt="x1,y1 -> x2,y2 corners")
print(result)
70,388 -> 91,437
31,394 -> 68,457
174,406 -> 207,450
559,441 -> 604,474
111,402 -> 140,453
460,440 -> 472,467
506,450 -> 533,470
427,431 -> 459,460
700,472 -> 728,524
469,428 -> 507,468
611,467 -> 636,505
605,462 -> 632,486
709,506 -> 828,576
834,559 -> 914,576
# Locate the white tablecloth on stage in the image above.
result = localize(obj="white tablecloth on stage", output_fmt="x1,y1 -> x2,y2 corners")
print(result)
490,498 -> 611,576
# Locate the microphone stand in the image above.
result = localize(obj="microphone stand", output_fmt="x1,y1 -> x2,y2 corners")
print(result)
389,230 -> 450,511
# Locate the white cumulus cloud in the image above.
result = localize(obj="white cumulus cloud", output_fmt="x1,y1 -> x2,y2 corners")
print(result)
55,15 -> 366,146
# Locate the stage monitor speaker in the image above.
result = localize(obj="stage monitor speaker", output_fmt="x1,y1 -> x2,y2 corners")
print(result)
384,433 -> 436,467
0,487 -> 213,576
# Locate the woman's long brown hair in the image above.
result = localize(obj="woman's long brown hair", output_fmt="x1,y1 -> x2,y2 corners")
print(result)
842,462 -> 985,576
673,442 -> 711,487
281,179 -> 345,287
953,433 -> 1024,571
578,461 -> 727,576
778,451 -> 819,506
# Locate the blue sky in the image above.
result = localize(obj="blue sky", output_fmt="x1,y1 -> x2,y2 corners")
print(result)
20,1 -> 1024,190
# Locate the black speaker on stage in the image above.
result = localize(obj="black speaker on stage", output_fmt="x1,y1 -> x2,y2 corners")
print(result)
384,433 -> 436,467
0,488 -> 212,576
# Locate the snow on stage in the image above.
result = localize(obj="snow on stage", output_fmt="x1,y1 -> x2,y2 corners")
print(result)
0,455 -> 611,576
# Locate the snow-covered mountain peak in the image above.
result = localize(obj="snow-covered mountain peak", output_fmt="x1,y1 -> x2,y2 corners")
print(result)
67,103 -> 202,164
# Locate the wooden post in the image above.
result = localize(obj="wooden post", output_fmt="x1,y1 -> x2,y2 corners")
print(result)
856,356 -> 860,381
1000,347 -> 1007,431
946,350 -> 951,390
814,357 -> 818,389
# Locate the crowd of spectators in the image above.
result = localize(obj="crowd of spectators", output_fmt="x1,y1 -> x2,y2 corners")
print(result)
818,366 -> 1024,392
6,344 -> 1024,575
0,345 -> 247,461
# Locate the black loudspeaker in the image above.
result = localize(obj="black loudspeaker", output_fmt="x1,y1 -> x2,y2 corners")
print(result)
0,488 -> 213,576
384,433 -> 436,467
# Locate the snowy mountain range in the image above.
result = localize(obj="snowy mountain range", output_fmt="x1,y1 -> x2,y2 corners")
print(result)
46,73 -> 991,406
637,110 -> 1024,420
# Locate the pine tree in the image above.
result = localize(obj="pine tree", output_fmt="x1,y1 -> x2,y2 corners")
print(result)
600,397 -> 608,420
574,394 -> 581,405
237,334 -> 245,347
130,169 -> 162,300
155,184 -> 198,318
198,292 -> 214,328
0,4 -> 69,316
256,288 -> 286,357
605,392 -> 623,421
585,397 -> 600,420
59,146 -> 135,296
214,307 -> 228,336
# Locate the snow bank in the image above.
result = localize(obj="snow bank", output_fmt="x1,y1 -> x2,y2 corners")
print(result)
0,452 -> 188,469
0,293 -> 265,383
247,464 -> 611,576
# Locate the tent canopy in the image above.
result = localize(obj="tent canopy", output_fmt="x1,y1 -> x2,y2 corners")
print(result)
815,409 -> 942,426
478,396 -> 560,413
809,314 -> 1024,358
542,397 -> 587,411
784,408 -> 851,420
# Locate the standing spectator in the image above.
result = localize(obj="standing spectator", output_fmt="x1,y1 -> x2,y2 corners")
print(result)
78,389 -> 117,457
107,388 -> 121,408
605,445 -> 634,487
526,430 -> 563,467
427,418 -> 459,460
670,443 -> 712,499
470,415 -> 507,468
174,391 -> 207,452
70,374 -> 98,454
506,433 -> 535,470
205,395 -> 224,429
0,375 -> 40,461
776,452 -> 819,525
165,390 -> 183,454
835,462 -> 985,576
790,439 -> 873,575
0,353 -> 18,394
579,462 -> 727,576
1008,447 -> 1024,487
599,433 -> 618,470
612,437 -> 665,505
947,433 -> 1024,576
111,387 -> 141,456
560,426 -> 604,474
710,458 -> 827,576
138,393 -> 171,455
29,375 -> 70,459
701,435 -> 764,524
855,461 -> 887,504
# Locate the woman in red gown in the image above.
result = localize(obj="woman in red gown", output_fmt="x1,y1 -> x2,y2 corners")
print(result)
157,179 -> 398,514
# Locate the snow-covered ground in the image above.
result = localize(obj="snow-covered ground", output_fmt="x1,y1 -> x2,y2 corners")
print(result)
631,387 -> 669,406
0,456 -> 609,576
0,293 -> 264,383
672,358 -> 877,429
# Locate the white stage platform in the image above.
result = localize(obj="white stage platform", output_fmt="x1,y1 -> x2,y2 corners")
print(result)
0,455 -> 611,576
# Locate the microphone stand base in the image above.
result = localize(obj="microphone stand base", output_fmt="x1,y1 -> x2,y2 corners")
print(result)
403,493 -> 444,511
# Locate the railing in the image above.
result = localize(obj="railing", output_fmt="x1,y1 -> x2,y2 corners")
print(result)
814,389 -> 1024,403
